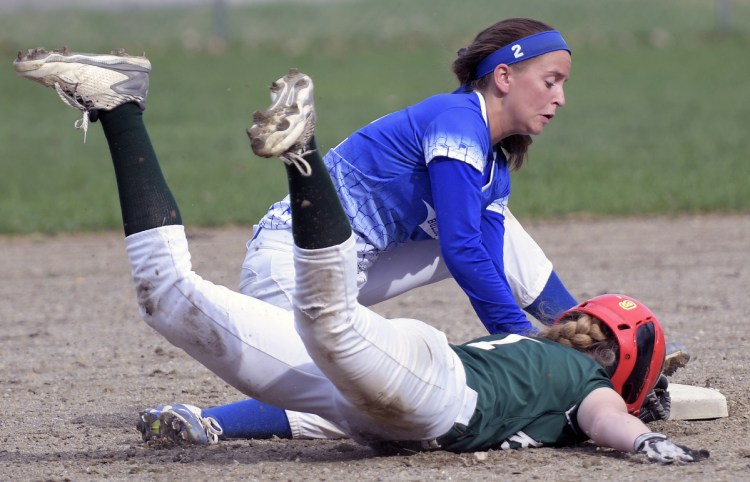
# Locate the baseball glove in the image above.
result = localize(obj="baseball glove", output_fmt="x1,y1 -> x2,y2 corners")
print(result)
638,373 -> 671,423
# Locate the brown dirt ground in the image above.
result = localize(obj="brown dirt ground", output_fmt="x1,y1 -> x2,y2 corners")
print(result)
1,214 -> 749,481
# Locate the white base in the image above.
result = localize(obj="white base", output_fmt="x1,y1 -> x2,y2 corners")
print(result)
668,383 -> 728,420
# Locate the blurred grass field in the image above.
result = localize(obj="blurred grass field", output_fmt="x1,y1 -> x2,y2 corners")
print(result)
1,0 -> 749,234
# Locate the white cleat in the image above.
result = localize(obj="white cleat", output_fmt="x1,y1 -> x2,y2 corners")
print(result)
247,68 -> 316,175
14,47 -> 151,141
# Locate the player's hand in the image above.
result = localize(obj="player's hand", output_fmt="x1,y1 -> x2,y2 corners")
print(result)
638,374 -> 671,423
634,432 -> 710,463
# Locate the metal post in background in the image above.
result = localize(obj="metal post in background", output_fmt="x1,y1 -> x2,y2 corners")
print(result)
214,0 -> 229,44
716,0 -> 732,33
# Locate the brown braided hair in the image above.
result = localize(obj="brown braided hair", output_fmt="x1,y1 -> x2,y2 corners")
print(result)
537,314 -> 619,372
451,18 -> 555,171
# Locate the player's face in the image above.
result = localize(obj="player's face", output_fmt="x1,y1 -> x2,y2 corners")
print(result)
504,50 -> 571,136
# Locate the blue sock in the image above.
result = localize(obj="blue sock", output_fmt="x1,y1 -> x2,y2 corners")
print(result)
524,270 -> 578,325
203,399 -> 293,439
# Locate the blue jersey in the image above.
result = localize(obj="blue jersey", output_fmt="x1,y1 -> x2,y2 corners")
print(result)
260,92 -> 530,334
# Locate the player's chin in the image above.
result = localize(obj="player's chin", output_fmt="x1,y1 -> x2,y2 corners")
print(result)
524,120 -> 548,136
537,118 -> 554,133
526,125 -> 545,136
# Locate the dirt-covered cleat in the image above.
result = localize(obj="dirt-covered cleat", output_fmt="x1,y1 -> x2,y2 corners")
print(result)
663,341 -> 691,376
246,68 -> 316,176
13,47 -> 151,142
137,406 -> 165,443
137,404 -> 223,445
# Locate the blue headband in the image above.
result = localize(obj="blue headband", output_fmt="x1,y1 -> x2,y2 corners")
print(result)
474,30 -> 571,79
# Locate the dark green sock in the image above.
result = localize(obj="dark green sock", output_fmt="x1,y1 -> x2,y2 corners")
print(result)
98,103 -> 182,236
287,137 -> 352,249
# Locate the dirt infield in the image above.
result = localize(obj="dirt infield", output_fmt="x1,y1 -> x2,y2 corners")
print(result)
2,214 -> 749,481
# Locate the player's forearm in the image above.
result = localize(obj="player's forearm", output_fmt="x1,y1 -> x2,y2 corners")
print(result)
586,409 -> 649,453
578,388 -> 650,453
443,245 -> 532,334
442,238 -> 529,333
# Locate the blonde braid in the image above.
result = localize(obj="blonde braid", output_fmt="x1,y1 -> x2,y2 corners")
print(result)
539,314 -> 618,369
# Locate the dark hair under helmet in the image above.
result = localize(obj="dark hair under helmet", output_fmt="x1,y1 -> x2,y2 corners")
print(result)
555,294 -> 666,416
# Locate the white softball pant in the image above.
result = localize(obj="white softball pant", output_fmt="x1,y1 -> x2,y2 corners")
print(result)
239,208 -> 551,438
125,225 -> 475,443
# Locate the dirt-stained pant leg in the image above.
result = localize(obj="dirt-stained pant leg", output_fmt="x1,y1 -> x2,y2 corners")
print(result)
125,225 -> 349,429
292,234 -> 475,443
239,208 -> 551,439
239,227 -> 349,439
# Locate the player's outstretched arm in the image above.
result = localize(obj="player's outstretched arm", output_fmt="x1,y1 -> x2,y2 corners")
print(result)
577,387 -> 709,463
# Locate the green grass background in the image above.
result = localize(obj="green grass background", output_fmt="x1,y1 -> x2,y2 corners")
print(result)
1,0 -> 749,234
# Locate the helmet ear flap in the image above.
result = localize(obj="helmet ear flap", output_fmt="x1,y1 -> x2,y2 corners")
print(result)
555,294 -> 666,415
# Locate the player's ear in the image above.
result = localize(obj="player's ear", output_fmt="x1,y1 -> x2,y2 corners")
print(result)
493,64 -> 511,95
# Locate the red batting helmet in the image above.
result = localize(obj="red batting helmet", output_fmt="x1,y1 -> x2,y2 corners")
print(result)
555,294 -> 666,416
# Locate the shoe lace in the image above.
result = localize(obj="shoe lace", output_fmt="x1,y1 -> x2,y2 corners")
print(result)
280,149 -> 314,176
278,116 -> 317,176
201,415 -> 224,444
53,81 -> 92,143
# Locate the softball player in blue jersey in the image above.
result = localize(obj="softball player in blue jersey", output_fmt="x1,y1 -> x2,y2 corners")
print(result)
14,47 -> 704,461
163,17 -> 581,442
245,19 -> 573,336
